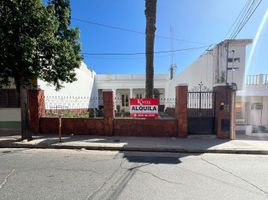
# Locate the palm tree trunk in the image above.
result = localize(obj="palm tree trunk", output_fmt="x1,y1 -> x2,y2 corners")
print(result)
145,0 -> 157,98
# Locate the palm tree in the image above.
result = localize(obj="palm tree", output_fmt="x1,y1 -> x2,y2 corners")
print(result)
145,0 -> 157,98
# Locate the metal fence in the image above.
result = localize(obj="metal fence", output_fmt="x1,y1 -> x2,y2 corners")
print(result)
43,96 -> 177,119
187,92 -> 215,117
44,96 -> 104,118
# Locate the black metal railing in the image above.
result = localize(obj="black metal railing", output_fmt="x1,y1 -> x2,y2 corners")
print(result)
187,92 -> 215,117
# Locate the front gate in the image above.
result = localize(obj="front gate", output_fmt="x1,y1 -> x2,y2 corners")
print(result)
187,83 -> 216,135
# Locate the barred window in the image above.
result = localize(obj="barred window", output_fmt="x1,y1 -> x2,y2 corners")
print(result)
0,89 -> 20,108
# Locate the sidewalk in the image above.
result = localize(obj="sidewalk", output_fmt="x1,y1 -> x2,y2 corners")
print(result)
1,134 -> 268,155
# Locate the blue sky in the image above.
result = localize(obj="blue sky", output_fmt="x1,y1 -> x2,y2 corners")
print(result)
68,0 -> 268,75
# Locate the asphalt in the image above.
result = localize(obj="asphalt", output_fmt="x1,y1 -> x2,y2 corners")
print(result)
1,133 -> 268,155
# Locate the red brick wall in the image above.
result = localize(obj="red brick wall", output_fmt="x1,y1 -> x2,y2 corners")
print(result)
36,88 -> 187,137
165,107 -> 175,117
28,90 -> 45,134
213,85 -> 235,139
40,118 -> 59,135
40,117 -> 177,137
40,118 -> 104,135
175,85 -> 188,138
114,119 -> 178,137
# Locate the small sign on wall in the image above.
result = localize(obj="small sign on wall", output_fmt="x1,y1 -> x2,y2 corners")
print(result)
130,98 -> 159,118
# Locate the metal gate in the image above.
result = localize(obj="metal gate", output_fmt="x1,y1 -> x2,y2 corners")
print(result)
187,83 -> 216,135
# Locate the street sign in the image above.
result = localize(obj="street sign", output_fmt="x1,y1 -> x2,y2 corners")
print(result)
130,98 -> 158,118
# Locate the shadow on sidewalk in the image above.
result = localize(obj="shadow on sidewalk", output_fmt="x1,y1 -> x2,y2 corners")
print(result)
0,128 -> 20,136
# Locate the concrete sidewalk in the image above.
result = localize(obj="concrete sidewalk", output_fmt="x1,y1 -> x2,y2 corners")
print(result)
1,134 -> 268,155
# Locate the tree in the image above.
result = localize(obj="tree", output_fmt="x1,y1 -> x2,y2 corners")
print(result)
145,0 -> 157,98
0,0 -> 82,140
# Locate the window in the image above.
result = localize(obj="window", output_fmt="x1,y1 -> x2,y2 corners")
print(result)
0,89 -> 20,108
251,103 -> 263,110
136,94 -> 142,98
121,95 -> 125,107
126,95 -> 129,106
121,94 -> 129,107
228,57 -> 240,62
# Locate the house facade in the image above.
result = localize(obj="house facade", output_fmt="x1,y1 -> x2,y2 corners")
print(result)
236,74 -> 268,132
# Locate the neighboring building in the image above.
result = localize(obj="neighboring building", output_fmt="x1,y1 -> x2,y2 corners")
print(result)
0,85 -> 20,129
167,39 -> 252,99
236,74 -> 268,131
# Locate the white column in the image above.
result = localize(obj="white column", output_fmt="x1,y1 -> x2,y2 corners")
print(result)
258,74 -> 264,85
130,88 -> 133,98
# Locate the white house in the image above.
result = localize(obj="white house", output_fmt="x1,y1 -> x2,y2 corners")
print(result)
93,74 -> 169,112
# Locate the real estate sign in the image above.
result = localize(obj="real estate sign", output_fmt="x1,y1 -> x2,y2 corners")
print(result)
130,98 -> 158,118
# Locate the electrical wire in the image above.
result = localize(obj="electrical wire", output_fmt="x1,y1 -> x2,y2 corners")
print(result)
71,17 -> 208,45
231,0 -> 262,39
227,0 -> 263,39
224,0 -> 252,39
229,0 -> 256,39
81,45 -> 208,56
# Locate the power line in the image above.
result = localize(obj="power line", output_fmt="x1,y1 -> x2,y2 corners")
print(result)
71,17 -> 207,45
231,0 -> 262,38
81,45 -> 208,56
229,0 -> 256,39
226,0 -> 263,39
224,0 -> 252,38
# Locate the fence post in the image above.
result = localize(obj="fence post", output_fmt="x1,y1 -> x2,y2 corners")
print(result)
175,84 -> 188,138
103,90 -> 115,136
28,90 -> 45,134
213,85 -> 236,139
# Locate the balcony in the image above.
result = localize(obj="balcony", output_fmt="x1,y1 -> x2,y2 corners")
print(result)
246,74 -> 268,85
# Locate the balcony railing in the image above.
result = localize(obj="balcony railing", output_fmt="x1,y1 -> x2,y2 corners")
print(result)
246,74 -> 268,85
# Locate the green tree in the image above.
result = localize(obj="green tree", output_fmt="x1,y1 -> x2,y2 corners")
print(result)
0,0 -> 82,140
145,0 -> 157,98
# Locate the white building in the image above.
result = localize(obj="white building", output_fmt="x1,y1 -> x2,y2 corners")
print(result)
167,39 -> 252,99
93,74 -> 169,112
236,74 -> 268,131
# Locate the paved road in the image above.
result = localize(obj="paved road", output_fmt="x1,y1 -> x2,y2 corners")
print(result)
0,148 -> 268,200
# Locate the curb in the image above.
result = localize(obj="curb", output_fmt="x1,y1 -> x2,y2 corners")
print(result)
1,143 -> 268,155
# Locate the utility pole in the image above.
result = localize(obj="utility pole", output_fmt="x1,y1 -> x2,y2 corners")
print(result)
225,41 -> 229,85
169,26 -> 177,80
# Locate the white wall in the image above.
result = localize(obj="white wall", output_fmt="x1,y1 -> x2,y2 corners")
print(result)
0,108 -> 21,122
94,74 -> 169,98
237,82 -> 268,126
38,62 -> 95,97
166,39 -> 252,100
213,40 -> 250,89
236,96 -> 268,126
38,62 -> 95,109
166,52 -> 214,99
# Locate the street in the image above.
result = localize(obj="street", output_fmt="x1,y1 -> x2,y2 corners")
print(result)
0,148 -> 268,200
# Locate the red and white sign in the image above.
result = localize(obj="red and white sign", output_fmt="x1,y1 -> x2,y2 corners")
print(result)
130,98 -> 159,118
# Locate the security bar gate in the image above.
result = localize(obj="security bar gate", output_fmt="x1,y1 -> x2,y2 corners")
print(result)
187,84 -> 216,135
